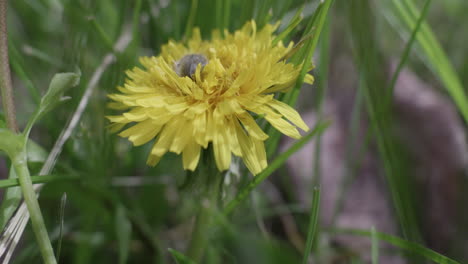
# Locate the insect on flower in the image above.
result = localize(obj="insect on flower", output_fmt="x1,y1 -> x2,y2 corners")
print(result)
174,54 -> 208,78
107,21 -> 314,175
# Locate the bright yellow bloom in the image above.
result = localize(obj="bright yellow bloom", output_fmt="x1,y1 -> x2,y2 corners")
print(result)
107,21 -> 313,175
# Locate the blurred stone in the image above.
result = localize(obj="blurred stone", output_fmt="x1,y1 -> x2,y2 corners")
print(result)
392,64 -> 468,254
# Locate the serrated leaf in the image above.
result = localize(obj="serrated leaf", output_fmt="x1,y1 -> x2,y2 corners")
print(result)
168,248 -> 197,264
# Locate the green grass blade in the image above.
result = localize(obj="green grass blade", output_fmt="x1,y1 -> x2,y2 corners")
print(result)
215,0 -> 222,30
255,0 -> 273,27
89,18 -> 115,52
0,168 -> 22,229
272,4 -> 304,46
184,0 -> 199,39
0,174 -> 76,189
387,0 -> 432,101
223,121 -> 329,216
239,0 -> 255,28
116,206 -> 132,264
349,0 -> 423,245
168,248 -> 197,264
302,187 -> 321,264
132,0 -> 142,41
8,40 -> 40,104
371,227 -> 379,264
223,0 -> 231,31
332,228 -> 461,264
386,0 -> 468,122
55,193 -> 67,262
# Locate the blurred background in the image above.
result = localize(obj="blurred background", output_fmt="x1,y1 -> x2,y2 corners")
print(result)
0,0 -> 467,263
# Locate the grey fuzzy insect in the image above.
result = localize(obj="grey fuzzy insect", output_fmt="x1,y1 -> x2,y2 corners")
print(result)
174,54 -> 208,78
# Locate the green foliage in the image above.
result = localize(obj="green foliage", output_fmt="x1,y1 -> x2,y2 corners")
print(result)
302,187 -> 321,264
24,71 -> 81,138
0,129 -> 24,156
115,205 -> 132,264
334,228 -> 461,264
168,248 -> 197,264
383,0 -> 468,122
0,0 -> 466,263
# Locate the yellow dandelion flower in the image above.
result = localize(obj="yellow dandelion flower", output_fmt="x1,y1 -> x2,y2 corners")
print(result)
107,21 -> 313,175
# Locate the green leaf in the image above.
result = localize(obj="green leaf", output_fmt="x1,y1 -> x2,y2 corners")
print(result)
115,206 -> 132,264
23,71 -> 81,138
26,139 -> 48,164
168,248 -> 197,264
40,71 -> 81,117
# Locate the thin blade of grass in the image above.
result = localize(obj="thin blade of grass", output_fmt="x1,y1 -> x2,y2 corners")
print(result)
331,228 -> 461,264
0,175 -> 76,189
89,18 -> 115,52
255,0 -> 273,28
301,187 -> 320,264
223,0 -> 231,31
239,0 -> 255,28
116,206 -> 132,264
371,226 -> 379,264
7,40 -> 40,104
215,0 -> 222,30
131,0 -> 142,41
349,0 -> 423,247
385,0 -> 468,122
184,0 -> 198,39
386,0 -> 432,105
272,4 -> 304,46
223,121 -> 329,216
55,193 -> 67,261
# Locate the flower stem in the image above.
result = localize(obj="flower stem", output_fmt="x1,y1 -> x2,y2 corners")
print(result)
186,159 -> 222,262
12,152 -> 57,264
187,199 -> 214,262
0,0 -> 18,132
